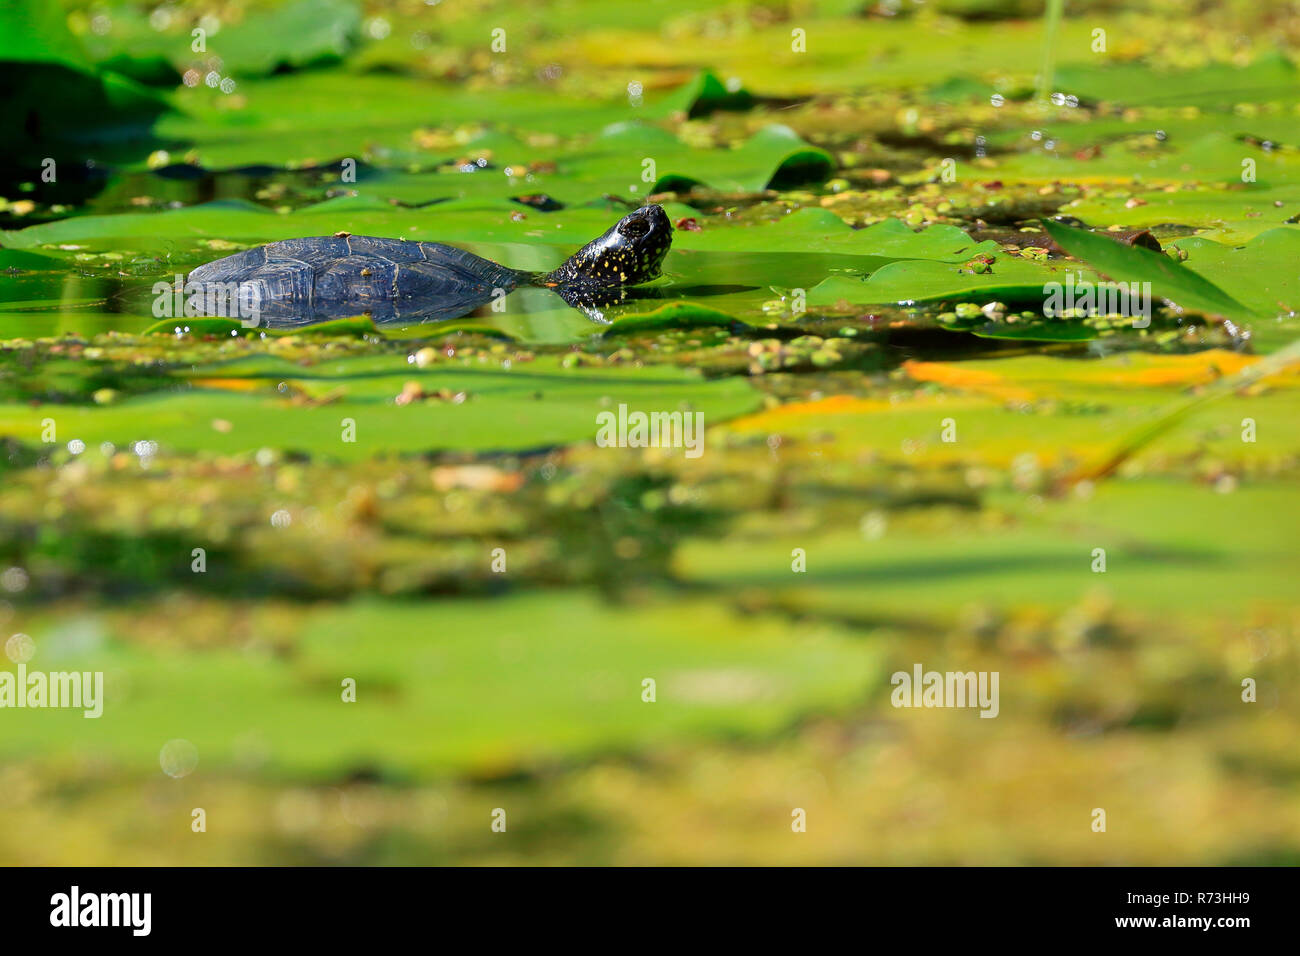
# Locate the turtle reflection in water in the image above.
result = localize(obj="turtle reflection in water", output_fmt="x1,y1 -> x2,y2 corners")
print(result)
186,204 -> 673,326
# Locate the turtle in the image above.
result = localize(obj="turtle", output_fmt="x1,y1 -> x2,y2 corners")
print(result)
185,204 -> 673,327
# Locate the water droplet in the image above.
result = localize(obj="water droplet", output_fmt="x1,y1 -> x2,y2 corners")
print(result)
5,633 -> 35,663
0,568 -> 28,593
160,739 -> 199,779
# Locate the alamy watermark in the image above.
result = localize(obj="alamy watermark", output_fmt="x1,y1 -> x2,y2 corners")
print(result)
1044,273 -> 1152,328
2,634 -> 103,718
152,275 -> 263,327
890,663 -> 999,718
50,886 -> 150,935
595,404 -> 704,458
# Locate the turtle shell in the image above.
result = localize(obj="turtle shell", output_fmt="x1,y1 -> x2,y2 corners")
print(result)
186,236 -> 522,327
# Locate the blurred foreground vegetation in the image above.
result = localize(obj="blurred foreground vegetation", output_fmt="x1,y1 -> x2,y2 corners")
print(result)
0,0 -> 1298,864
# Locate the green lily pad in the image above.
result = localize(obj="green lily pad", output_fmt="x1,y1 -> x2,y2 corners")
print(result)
1042,218 -> 1256,320
0,0 -> 93,72
284,316 -> 380,338
807,255 -> 1102,307
74,0 -> 362,79
1171,227 -> 1300,319
140,316 -> 252,337
140,315 -> 381,338
0,249 -> 65,271
334,122 -> 833,206
652,69 -> 756,118
205,0 -> 361,75
0,591 -> 882,778
1055,52 -> 1300,109
679,212 -> 999,263
603,303 -> 743,335
0,354 -> 763,460
0,0 -> 169,161
675,479 -> 1300,624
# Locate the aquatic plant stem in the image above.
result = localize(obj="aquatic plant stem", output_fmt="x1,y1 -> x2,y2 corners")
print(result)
1036,0 -> 1066,103
1060,336 -> 1300,490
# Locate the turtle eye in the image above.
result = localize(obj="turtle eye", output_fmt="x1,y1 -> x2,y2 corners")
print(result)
618,216 -> 650,240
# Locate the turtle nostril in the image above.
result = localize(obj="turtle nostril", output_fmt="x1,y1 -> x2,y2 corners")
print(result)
619,217 -> 650,240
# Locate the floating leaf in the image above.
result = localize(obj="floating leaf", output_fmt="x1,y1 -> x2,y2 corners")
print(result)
603,302 -> 743,335
1172,227 -> 1300,320
1042,218 -> 1256,320
807,255 -> 1100,306
0,592 -> 882,777
652,69 -> 756,118
0,354 -> 762,459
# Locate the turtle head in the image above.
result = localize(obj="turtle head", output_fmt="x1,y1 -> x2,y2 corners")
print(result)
546,205 -> 672,287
